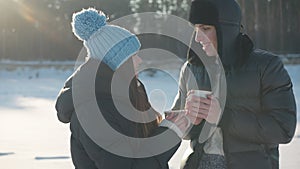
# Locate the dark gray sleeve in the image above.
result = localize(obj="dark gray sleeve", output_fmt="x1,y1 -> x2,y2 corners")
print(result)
55,76 -> 74,123
132,144 -> 180,169
132,127 -> 181,169
222,56 -> 297,144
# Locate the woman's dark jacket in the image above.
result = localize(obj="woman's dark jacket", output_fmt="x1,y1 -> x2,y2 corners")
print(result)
174,33 -> 297,169
55,58 -> 180,169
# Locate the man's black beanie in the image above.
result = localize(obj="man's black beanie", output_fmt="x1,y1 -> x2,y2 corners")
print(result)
189,0 -> 219,26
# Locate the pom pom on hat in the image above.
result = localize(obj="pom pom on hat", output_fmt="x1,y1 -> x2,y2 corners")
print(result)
72,8 -> 107,41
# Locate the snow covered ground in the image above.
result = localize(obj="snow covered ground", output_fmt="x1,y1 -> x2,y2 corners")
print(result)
0,62 -> 299,169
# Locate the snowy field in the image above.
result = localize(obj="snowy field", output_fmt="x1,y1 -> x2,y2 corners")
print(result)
0,62 -> 299,169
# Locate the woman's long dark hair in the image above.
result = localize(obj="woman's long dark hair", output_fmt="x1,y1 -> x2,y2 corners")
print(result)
95,57 -> 161,138
129,74 -> 162,138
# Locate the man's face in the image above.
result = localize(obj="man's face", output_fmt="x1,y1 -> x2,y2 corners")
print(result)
195,24 -> 218,57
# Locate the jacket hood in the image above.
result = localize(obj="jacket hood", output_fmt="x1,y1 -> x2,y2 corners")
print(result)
188,0 -> 244,67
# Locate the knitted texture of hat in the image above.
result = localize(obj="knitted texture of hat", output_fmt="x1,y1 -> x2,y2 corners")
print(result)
71,8 -> 107,41
71,8 -> 140,71
102,36 -> 140,71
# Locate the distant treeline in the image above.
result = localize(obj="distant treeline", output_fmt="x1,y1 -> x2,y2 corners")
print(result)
0,0 -> 299,61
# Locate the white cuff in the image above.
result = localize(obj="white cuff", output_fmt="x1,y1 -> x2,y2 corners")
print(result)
159,119 -> 184,138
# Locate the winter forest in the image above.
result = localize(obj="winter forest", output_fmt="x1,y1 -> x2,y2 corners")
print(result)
0,0 -> 299,61
1,1 -> 300,169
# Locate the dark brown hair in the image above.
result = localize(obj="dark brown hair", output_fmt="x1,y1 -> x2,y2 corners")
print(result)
129,76 -> 162,138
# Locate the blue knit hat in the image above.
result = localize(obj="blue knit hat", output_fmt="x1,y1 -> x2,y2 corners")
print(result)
71,8 -> 141,71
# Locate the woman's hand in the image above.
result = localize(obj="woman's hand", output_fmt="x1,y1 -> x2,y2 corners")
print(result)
165,110 -> 190,132
160,110 -> 191,138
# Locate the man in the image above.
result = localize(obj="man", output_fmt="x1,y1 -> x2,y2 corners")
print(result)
172,0 -> 297,168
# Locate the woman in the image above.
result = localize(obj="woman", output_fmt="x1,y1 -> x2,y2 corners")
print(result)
173,0 -> 297,169
55,8 -> 188,169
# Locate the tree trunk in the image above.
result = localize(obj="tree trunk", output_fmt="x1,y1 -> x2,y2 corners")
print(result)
279,0 -> 284,52
240,0 -> 247,32
266,0 -> 271,50
253,0 -> 260,47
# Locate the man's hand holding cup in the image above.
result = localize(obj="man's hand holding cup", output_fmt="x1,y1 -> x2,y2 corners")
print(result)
185,90 -> 221,125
